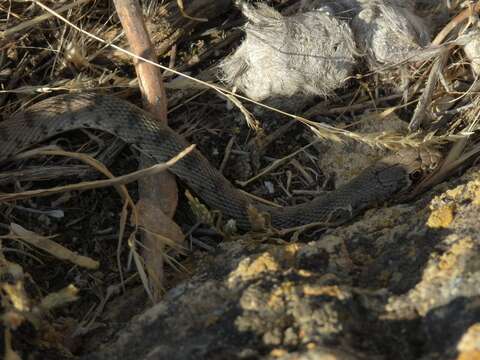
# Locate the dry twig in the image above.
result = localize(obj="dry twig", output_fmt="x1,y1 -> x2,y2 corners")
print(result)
113,0 -> 183,302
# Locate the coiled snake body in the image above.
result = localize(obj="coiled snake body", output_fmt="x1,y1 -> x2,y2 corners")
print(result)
0,93 -> 437,231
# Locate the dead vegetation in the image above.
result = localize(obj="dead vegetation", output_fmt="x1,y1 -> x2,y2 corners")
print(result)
0,0 -> 480,358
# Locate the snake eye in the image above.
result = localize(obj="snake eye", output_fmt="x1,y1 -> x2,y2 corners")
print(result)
409,169 -> 423,182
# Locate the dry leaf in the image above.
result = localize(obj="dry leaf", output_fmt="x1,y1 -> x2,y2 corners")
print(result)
8,223 -> 99,270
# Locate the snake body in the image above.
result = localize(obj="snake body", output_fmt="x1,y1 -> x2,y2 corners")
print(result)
0,93 -> 436,231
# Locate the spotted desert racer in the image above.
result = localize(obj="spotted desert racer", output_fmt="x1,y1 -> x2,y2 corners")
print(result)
0,93 -> 439,231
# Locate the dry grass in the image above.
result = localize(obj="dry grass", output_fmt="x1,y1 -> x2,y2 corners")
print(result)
1,0 -> 480,357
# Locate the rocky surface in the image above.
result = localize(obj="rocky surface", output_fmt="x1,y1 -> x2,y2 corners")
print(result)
83,161 -> 480,360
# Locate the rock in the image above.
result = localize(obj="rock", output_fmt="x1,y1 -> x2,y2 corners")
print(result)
83,163 -> 480,360
218,1 -> 434,112
463,31 -> 480,76
351,0 -> 431,66
219,2 -> 357,102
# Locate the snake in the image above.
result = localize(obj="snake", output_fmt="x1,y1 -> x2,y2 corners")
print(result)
0,93 -> 439,231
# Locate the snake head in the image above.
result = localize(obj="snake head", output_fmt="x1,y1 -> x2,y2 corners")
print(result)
346,146 -> 441,211
382,147 -> 441,192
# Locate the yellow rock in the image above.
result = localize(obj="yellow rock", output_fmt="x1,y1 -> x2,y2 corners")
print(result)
445,187 -> 463,200
458,323 -> 480,359
228,251 -> 281,284
302,285 -> 349,300
245,252 -> 280,276
297,269 -> 315,277
427,205 -> 455,228
457,350 -> 480,360
267,282 -> 295,310
438,237 -> 474,273
270,349 -> 288,358
473,185 -> 480,206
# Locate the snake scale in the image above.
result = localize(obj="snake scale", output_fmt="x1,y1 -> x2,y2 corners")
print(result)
0,93 -> 438,231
